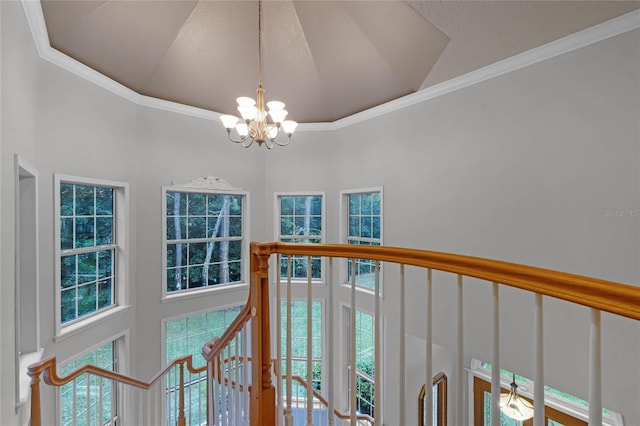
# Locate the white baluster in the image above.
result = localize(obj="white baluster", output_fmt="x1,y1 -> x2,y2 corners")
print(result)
243,323 -> 249,424
589,309 -> 602,425
307,256 -> 314,426
236,334 -> 242,424
86,374 -> 91,425
98,376 -> 104,425
219,349 -> 229,426
425,269 -> 433,426
229,344 -> 235,426
350,258 -> 357,425
456,275 -> 464,425
72,378 -> 77,426
285,256 -> 293,426
327,258 -> 335,426
534,293 -> 544,426
146,383 -> 151,426
213,356 -> 220,426
399,265 -> 406,426
374,261 -> 381,426
276,254 -> 283,426
491,283 -> 500,426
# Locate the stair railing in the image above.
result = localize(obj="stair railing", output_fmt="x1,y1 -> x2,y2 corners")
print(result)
27,354 -> 204,426
258,242 -> 640,426
26,242 -> 640,425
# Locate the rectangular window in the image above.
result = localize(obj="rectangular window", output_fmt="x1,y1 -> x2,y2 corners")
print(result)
275,193 -> 325,282
164,190 -> 246,295
59,341 -> 117,426
354,309 -> 375,417
165,306 -> 242,425
55,176 -> 128,333
280,300 -> 323,394
342,189 -> 382,289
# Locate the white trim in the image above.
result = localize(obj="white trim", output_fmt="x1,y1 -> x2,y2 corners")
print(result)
161,185 -> 250,300
274,191 -> 327,285
53,174 -> 130,339
21,1 -> 640,130
14,155 -> 41,411
56,331 -> 129,425
171,175 -> 244,192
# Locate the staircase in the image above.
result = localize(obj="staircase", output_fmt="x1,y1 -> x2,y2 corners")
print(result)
28,242 -> 640,425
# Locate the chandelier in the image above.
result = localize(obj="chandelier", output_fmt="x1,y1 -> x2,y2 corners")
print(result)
499,374 -> 534,421
219,0 -> 297,149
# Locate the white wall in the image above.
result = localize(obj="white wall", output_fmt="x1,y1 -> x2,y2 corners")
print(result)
264,29 -> 640,425
132,106 -> 267,379
1,1 -> 43,422
1,1 -> 638,424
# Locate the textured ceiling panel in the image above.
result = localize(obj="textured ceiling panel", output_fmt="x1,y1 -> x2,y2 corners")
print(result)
39,0 -> 639,123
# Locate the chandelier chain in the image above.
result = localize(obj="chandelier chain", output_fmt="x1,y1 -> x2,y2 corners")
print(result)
258,0 -> 263,86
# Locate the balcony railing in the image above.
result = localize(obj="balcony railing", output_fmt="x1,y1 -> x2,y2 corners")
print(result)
28,242 -> 640,425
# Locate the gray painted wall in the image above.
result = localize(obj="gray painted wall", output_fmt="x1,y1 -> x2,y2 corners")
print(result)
1,1 -> 638,424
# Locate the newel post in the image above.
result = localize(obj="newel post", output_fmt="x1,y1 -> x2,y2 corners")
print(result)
249,242 -> 276,426
178,361 -> 186,426
27,367 -> 42,426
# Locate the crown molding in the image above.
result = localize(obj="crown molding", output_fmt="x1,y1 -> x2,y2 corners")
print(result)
21,1 -> 639,132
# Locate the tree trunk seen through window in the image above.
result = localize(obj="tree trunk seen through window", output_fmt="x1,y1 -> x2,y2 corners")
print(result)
203,195 -> 231,285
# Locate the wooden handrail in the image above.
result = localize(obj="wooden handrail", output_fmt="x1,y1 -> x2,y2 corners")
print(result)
202,303 -> 252,362
28,354 -> 204,389
288,374 -> 374,425
255,242 -> 640,321
27,354 -> 205,426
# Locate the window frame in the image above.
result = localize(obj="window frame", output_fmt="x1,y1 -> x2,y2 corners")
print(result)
54,174 -> 130,340
339,187 -> 383,292
419,373 -> 448,426
274,191 -> 326,284
277,298 -> 325,396
341,305 -> 382,419
161,186 -> 249,301
469,359 -> 624,426
162,303 -> 244,425
57,332 -> 127,426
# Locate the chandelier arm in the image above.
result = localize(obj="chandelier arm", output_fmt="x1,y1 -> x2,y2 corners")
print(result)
270,135 -> 291,147
226,132 -> 250,145
242,138 -> 255,148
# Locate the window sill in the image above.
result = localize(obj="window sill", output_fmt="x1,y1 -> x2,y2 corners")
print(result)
55,305 -> 130,343
340,282 -> 384,299
161,282 -> 249,303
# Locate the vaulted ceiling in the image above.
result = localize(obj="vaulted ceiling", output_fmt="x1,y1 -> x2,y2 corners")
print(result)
39,1 -> 639,123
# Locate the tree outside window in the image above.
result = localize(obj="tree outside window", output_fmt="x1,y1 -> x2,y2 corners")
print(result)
165,191 -> 244,293
59,182 -> 116,324
276,194 -> 324,281
354,310 -> 375,417
343,190 -> 382,289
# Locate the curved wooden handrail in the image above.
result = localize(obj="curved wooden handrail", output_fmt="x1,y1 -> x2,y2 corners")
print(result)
28,354 -> 205,389
288,374 -> 374,425
255,242 -> 640,321
202,299 -> 253,362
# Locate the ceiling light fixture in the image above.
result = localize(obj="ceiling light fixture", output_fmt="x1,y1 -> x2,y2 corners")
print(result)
499,374 -> 534,421
219,0 -> 297,149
